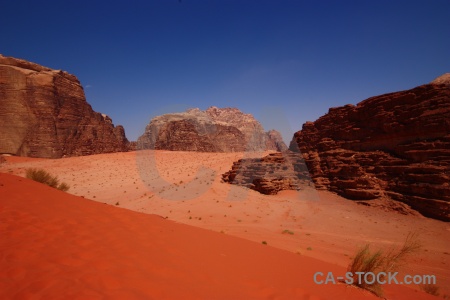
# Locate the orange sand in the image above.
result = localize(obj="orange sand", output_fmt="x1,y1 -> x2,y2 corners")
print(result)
1,151 -> 448,299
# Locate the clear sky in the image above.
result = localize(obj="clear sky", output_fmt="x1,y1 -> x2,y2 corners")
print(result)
1,0 -> 449,143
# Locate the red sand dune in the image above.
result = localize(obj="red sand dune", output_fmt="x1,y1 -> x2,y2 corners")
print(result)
0,173 -> 439,300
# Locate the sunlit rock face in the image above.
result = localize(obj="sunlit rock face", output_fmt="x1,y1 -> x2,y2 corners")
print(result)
0,54 -> 129,158
289,77 -> 450,221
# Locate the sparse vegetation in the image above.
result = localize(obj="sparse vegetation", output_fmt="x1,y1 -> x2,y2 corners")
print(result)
282,229 -> 294,235
57,182 -> 70,192
262,241 -> 267,245
25,168 -> 70,192
347,232 -> 421,297
421,284 -> 440,296
306,247 -> 312,251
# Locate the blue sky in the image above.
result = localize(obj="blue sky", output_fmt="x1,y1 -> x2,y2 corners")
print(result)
1,0 -> 449,143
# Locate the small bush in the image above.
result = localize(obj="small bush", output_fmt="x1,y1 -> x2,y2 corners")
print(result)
348,232 -> 421,297
26,168 -> 70,192
57,182 -> 70,192
421,284 -> 439,296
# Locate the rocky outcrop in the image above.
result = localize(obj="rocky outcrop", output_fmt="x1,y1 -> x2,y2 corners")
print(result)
137,107 -> 287,152
0,54 -> 129,158
431,73 -> 450,85
289,78 -> 450,221
222,151 -> 313,194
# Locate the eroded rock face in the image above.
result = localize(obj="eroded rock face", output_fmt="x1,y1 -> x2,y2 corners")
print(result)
222,151 -> 313,194
289,79 -> 450,221
0,54 -> 129,158
137,107 -> 287,152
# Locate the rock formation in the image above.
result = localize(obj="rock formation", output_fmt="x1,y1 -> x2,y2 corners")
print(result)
265,130 -> 288,152
222,151 -> 313,194
431,73 -> 450,85
0,54 -> 129,158
137,107 -> 287,152
289,77 -> 450,221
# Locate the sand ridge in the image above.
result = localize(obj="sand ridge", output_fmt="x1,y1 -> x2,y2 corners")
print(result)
1,172 -> 379,299
1,151 -> 448,299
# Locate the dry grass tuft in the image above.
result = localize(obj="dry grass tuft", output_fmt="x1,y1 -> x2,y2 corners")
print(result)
348,232 -> 421,297
25,168 -> 70,192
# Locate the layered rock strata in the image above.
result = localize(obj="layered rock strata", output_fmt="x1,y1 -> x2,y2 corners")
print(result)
289,77 -> 450,221
0,54 -> 129,158
222,151 -> 313,195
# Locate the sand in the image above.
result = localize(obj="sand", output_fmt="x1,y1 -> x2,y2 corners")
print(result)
1,151 -> 448,299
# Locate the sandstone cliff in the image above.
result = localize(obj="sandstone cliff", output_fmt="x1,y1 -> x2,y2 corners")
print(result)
0,54 -> 129,158
137,107 -> 287,152
289,78 -> 450,221
222,151 -> 313,194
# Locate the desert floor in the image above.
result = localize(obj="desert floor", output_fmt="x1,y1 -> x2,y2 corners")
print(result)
1,150 -> 449,299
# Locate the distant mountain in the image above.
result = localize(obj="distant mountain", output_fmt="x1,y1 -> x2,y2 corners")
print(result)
265,129 -> 288,152
0,54 -> 129,158
137,106 -> 287,152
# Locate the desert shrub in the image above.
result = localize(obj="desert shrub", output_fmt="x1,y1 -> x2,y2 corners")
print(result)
25,168 -> 70,192
57,182 -> 70,192
348,232 -> 421,297
421,284 -> 440,296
